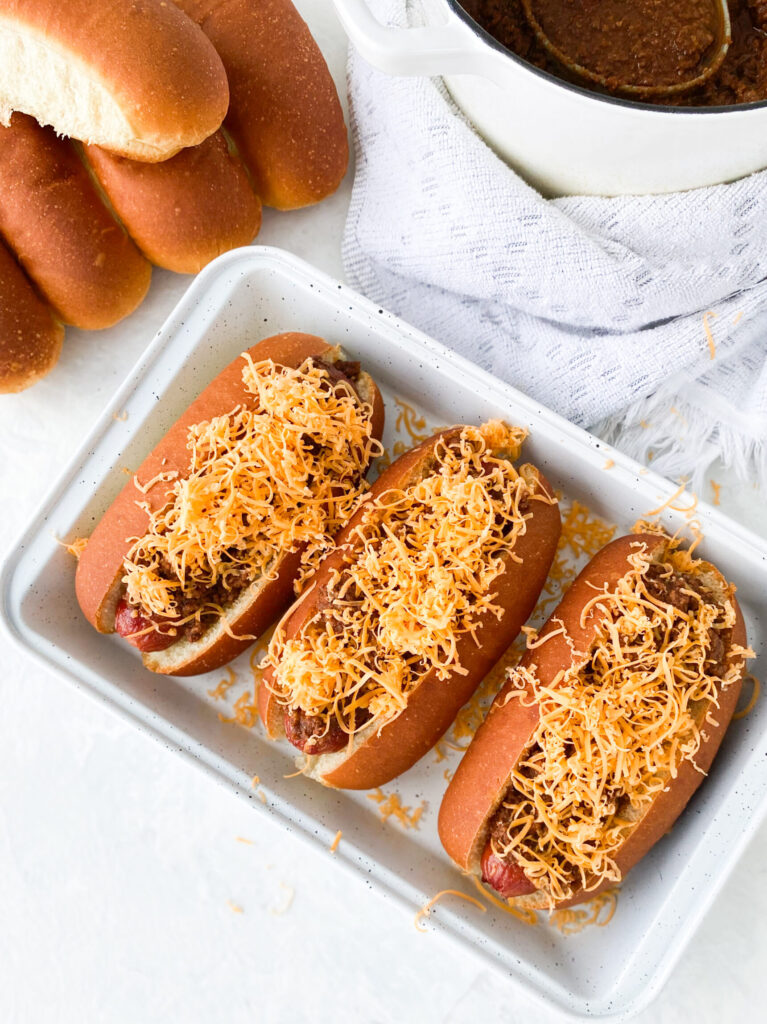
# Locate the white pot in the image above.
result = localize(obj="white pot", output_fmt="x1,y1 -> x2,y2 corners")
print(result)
334,0 -> 767,196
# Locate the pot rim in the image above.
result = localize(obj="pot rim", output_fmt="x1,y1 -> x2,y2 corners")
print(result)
446,0 -> 767,116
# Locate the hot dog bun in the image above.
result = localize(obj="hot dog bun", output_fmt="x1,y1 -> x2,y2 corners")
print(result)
175,0 -> 348,209
0,114 -> 151,329
259,425 -> 562,789
0,237 -> 63,392
75,333 -> 384,677
84,133 -> 263,274
0,0 -> 228,161
438,533 -> 749,910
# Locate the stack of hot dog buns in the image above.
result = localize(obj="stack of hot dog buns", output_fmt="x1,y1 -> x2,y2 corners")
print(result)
76,333 -> 384,677
74,333 -> 752,907
0,0 -> 348,393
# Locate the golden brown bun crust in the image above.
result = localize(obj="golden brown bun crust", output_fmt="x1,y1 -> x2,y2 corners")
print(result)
0,114 -> 151,328
0,238 -> 63,392
260,429 -> 562,789
438,533 -> 748,908
84,133 -> 262,274
0,0 -> 229,160
175,0 -> 349,209
75,333 -> 385,675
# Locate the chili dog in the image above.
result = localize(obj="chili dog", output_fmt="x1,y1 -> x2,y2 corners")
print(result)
75,333 -> 384,676
438,533 -> 751,909
259,422 -> 561,789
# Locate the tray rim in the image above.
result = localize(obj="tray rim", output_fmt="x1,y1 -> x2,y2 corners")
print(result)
2,244 -> 766,1022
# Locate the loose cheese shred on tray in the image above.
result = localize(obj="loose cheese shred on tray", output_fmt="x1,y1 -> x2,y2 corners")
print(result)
218,686 -> 259,728
533,500 -> 616,620
644,480 -> 697,518
414,889 -> 487,932
367,788 -> 426,829
122,356 -> 380,623
493,539 -> 750,907
710,479 -> 722,506
59,536 -> 89,559
227,900 -> 243,914
329,830 -> 343,853
266,421 -> 555,741
550,890 -> 618,935
394,396 -> 429,445
208,666 -> 236,701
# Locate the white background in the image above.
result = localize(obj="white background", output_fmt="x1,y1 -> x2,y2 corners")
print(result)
1,3 -> 766,1022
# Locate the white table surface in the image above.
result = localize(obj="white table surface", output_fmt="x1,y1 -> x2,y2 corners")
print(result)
1,4 -> 765,1022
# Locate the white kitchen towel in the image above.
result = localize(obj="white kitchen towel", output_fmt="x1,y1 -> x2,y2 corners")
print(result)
342,0 -> 767,488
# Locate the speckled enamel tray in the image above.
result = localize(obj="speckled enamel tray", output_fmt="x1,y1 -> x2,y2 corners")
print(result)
2,247 -> 766,1021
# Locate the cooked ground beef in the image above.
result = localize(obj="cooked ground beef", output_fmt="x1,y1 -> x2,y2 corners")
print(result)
461,0 -> 767,107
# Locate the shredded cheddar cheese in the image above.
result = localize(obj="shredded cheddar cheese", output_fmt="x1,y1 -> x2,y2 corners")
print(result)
376,398 -> 432,474
60,536 -> 89,560
267,421 -> 554,741
122,356 -> 380,626
218,686 -> 258,728
644,481 -> 698,518
395,397 -> 428,445
535,501 -> 616,620
433,500 -> 617,762
493,540 -> 750,907
208,667 -> 236,701
414,889 -> 486,932
710,479 -> 722,506
329,830 -> 343,853
550,889 -> 618,934
367,788 -> 426,829
133,469 -> 179,495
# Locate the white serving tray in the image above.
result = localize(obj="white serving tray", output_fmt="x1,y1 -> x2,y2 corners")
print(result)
2,247 -> 766,1021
